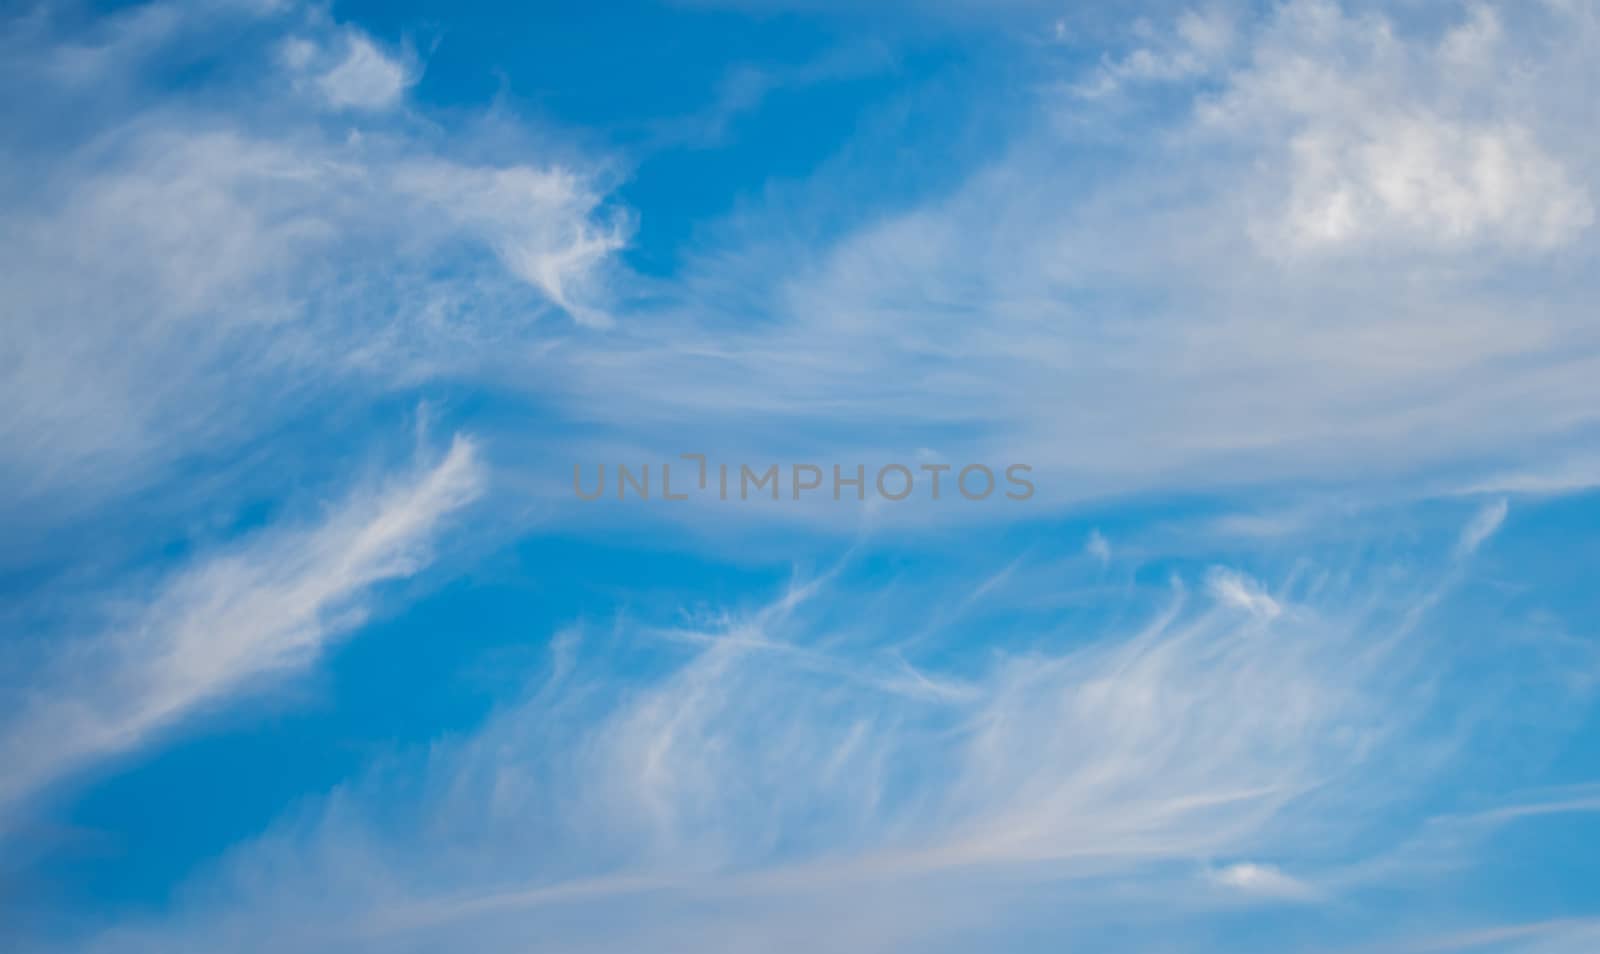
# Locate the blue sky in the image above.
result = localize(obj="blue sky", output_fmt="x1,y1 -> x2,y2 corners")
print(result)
3,0 -> 1600,951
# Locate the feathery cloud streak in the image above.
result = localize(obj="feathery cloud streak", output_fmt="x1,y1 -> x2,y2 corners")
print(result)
0,437 -> 483,822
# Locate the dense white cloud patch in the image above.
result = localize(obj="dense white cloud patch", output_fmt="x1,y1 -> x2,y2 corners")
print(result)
1267,114 -> 1589,252
1193,2 -> 1594,254
279,27 -> 412,111
313,31 -> 411,110
1207,861 -> 1318,901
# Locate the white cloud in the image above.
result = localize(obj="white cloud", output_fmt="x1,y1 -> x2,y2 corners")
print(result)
1206,568 -> 1282,619
1208,861 -> 1318,901
518,0 -> 1600,525
0,8 -> 626,511
1455,456 -> 1600,498
1270,116 -> 1590,252
55,507 -> 1573,953
4,6 -> 1599,947
391,161 -> 630,328
314,31 -> 410,111
1374,919 -> 1600,954
1086,528 -> 1112,564
0,437 -> 483,821
1455,497 -> 1508,557
1194,3 -> 1594,254
1076,7 -> 1237,97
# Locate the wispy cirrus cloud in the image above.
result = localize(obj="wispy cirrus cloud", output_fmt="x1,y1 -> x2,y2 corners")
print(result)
0,0 -> 627,515
516,0 -> 1599,522
1357,918 -> 1600,954
49,500 -> 1591,954
0,436 -> 483,823
4,2 -> 1600,952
